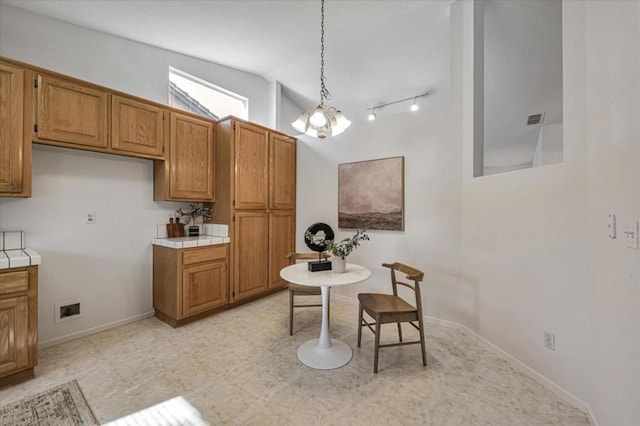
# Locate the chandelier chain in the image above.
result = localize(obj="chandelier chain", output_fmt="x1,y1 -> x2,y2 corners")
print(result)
320,0 -> 331,102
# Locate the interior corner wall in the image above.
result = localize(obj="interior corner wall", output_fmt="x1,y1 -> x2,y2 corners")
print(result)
279,94 -> 303,134
0,4 -> 271,346
460,0 -> 590,410
295,0 -> 463,328
295,104 -> 464,325
585,1 -> 640,425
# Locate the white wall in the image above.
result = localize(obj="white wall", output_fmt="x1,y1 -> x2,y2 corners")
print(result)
585,1 -> 640,425
298,2 -> 639,425
533,123 -> 563,167
0,4 -> 272,346
461,0 -> 590,408
296,104 -> 464,322
0,4 -> 270,125
0,145 -> 178,346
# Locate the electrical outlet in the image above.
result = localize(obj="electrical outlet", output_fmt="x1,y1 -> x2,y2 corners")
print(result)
86,211 -> 96,224
544,332 -> 555,351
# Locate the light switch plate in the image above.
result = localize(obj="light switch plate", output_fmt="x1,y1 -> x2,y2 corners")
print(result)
624,222 -> 639,249
608,213 -> 617,238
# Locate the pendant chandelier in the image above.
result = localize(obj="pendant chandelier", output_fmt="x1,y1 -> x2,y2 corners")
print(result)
292,0 -> 351,138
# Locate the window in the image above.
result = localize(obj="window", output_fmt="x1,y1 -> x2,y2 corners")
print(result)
168,67 -> 248,120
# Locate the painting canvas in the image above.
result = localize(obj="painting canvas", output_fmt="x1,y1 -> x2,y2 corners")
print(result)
338,156 -> 404,231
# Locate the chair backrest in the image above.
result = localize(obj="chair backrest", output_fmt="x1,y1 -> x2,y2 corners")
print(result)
382,262 -> 425,314
287,252 -> 329,265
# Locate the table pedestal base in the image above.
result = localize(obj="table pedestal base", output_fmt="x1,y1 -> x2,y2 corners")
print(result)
297,338 -> 353,370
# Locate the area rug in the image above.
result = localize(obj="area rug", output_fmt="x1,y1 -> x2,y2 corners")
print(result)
0,380 -> 98,425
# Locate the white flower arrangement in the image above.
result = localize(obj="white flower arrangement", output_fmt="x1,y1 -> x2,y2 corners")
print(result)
306,229 -> 370,259
176,203 -> 212,225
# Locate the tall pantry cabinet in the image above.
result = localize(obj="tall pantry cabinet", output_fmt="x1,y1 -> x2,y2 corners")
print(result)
213,118 -> 296,303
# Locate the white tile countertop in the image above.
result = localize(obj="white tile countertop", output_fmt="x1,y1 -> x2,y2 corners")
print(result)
152,223 -> 230,249
0,231 -> 42,269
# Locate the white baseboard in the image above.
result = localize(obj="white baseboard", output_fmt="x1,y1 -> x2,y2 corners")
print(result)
432,316 -> 590,413
39,311 -> 155,349
460,322 -> 599,426
333,292 -> 596,425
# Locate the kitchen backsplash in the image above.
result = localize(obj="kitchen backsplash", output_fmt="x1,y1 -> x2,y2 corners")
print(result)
0,230 -> 27,250
153,223 -> 229,239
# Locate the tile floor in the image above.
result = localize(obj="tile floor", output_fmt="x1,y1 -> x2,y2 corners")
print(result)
0,291 -> 590,425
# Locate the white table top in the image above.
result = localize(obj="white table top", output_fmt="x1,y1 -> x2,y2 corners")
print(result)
280,262 -> 371,288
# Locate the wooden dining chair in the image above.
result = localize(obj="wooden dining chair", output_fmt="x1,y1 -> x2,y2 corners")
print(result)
287,252 -> 329,335
357,262 -> 426,373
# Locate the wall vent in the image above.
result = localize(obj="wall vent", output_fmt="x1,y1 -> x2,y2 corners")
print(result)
54,300 -> 84,323
527,113 -> 545,125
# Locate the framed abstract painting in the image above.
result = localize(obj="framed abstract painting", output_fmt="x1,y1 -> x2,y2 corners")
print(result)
338,156 -> 404,231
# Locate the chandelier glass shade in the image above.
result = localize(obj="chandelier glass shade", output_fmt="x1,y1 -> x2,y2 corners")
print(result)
292,0 -> 350,139
292,105 -> 351,138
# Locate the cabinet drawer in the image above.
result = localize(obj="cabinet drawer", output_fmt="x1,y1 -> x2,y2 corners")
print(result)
0,270 -> 28,295
182,245 -> 227,266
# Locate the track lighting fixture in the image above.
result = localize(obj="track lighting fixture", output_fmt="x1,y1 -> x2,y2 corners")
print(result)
410,97 -> 419,112
367,92 -> 428,120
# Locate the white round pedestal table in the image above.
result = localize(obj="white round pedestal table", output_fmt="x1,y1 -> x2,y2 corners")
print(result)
280,262 -> 371,370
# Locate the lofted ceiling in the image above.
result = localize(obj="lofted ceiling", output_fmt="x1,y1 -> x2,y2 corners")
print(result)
0,0 -> 454,122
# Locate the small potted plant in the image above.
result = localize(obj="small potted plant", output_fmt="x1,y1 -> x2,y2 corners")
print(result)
325,230 -> 370,273
176,203 -> 212,236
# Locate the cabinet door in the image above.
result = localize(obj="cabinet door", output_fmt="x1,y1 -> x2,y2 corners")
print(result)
36,75 -> 108,148
182,261 -> 227,317
0,62 -> 25,194
268,210 -> 295,289
169,112 -> 215,201
269,134 -> 296,210
111,95 -> 164,157
0,295 -> 28,376
234,122 -> 268,209
233,211 -> 268,302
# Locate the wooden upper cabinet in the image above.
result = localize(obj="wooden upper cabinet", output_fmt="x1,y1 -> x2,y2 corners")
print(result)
111,95 -> 164,157
168,112 -> 215,201
269,133 -> 296,210
0,62 -> 26,195
36,75 -> 108,148
234,122 -> 268,210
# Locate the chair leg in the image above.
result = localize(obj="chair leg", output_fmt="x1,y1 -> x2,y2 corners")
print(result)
289,289 -> 294,336
373,315 -> 382,373
357,303 -> 363,347
418,320 -> 427,367
397,322 -> 403,342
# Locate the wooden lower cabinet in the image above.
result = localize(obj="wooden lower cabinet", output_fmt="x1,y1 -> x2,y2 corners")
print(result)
182,261 -> 227,317
233,211 -> 269,302
0,266 -> 38,389
153,244 -> 228,327
268,210 -> 295,290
